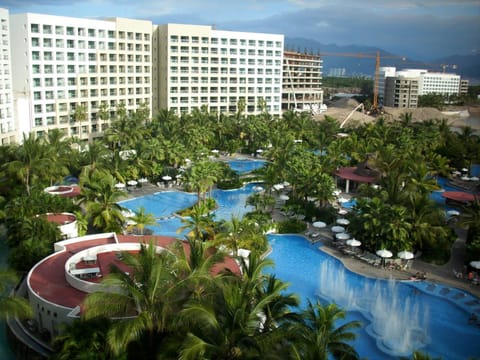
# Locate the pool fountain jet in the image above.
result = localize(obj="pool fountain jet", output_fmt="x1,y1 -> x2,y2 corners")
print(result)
317,261 -> 430,357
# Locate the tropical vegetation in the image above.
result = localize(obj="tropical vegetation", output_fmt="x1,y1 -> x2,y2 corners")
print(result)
0,100 -> 478,359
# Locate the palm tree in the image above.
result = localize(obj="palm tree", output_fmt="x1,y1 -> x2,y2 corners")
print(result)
178,202 -> 215,242
4,133 -> 48,195
289,301 -> 360,360
79,169 -> 126,233
0,269 -> 33,320
52,317 -> 117,360
177,254 -> 298,359
126,206 -> 157,235
83,241 -> 178,359
72,104 -> 88,139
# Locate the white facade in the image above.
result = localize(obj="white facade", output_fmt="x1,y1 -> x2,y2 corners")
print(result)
419,72 -> 461,96
9,13 -> 153,141
154,24 -> 284,116
379,66 -> 462,99
0,8 -> 16,145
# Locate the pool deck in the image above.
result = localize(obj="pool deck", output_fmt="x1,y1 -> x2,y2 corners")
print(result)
308,225 -> 480,298
119,175 -> 480,298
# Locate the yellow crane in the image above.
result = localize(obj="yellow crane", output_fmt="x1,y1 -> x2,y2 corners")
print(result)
320,51 -> 406,112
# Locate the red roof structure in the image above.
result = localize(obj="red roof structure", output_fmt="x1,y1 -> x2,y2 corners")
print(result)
335,167 -> 377,183
442,191 -> 477,203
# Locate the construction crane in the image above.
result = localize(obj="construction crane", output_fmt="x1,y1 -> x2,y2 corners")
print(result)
319,51 -> 406,112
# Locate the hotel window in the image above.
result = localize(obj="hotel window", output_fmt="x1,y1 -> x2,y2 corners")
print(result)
202,37 -> 208,44
43,38 -> 53,47
43,25 -> 52,34
57,78 -> 65,86
44,65 -> 53,74
33,91 -> 41,100
45,91 -> 54,99
88,28 -> 95,37
66,27 -> 74,35
46,104 -> 55,112
35,118 -> 43,127
31,38 -> 40,47
44,52 -> 53,60
31,24 -> 39,33
34,104 -> 42,113
32,64 -> 40,74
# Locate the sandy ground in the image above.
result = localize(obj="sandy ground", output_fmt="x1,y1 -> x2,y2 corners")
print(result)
316,98 -> 480,130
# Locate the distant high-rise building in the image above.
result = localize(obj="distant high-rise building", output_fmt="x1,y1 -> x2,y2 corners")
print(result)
9,12 -> 153,141
0,8 -> 15,145
153,24 -> 284,116
282,50 -> 323,113
379,67 -> 466,108
328,68 -> 346,77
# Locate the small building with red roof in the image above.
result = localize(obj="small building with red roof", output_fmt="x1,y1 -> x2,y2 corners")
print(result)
44,212 -> 78,239
26,233 -> 241,338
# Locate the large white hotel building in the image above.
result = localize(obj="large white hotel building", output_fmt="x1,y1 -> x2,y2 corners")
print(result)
9,12 -> 153,143
0,9 -> 285,145
154,24 -> 284,115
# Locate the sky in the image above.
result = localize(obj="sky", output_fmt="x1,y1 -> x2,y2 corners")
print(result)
1,0 -> 479,60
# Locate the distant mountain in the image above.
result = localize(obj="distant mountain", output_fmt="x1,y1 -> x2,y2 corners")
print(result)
286,37 -> 480,82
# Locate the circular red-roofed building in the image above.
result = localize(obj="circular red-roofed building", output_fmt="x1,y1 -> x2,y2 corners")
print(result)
44,185 -> 81,198
44,212 -> 78,239
26,233 -> 241,337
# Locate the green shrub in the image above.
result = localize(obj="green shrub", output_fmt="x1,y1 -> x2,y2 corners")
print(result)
277,218 -> 307,234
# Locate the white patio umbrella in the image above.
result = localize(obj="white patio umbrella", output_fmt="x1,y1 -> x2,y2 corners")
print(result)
376,249 -> 393,258
471,177 -> 479,181
115,182 -> 126,189
313,221 -> 327,229
331,225 -> 345,233
162,175 -> 172,181
253,185 -> 264,192
336,218 -> 350,225
279,194 -> 289,201
336,232 -> 351,240
138,178 -> 148,183
446,210 -> 460,216
470,261 -> 480,269
397,250 -> 414,260
211,149 -> 219,154
338,209 -> 348,215
346,239 -> 361,247
127,180 -> 138,186
256,149 -> 264,153
273,183 -> 284,191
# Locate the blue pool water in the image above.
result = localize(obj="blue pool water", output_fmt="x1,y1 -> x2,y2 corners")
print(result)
119,183 -> 260,238
266,234 -> 480,360
121,181 -> 480,359
227,159 -> 267,174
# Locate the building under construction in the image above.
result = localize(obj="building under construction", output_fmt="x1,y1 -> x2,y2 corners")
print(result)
282,50 -> 324,114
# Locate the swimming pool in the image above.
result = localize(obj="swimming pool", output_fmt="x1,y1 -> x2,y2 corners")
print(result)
267,234 -> 480,360
119,183 -> 261,237
227,159 -> 267,174
120,181 -> 480,359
